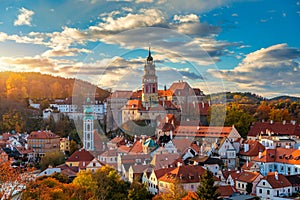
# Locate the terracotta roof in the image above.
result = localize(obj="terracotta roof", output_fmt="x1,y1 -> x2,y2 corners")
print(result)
15,146 -> 34,154
129,141 -> 143,154
131,164 -> 149,173
285,175 -> 300,186
248,121 -> 300,137
100,149 -> 118,157
239,140 -> 265,157
172,138 -> 193,153
174,126 -> 233,138
222,170 -> 239,180
158,100 -> 179,110
218,185 -> 235,197
252,148 -> 300,165
67,149 -> 94,162
169,81 -> 194,96
109,136 -> 126,145
158,89 -> 174,97
28,131 -> 60,139
123,100 -> 144,110
263,172 -> 292,188
236,171 -> 260,183
1,133 -> 13,141
158,165 -> 207,183
150,153 -> 180,169
153,167 -> 175,179
117,145 -> 132,153
131,90 -> 142,99
93,130 -> 107,152
241,161 -> 256,171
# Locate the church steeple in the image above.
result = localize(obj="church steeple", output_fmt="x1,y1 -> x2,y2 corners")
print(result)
142,46 -> 158,106
147,46 -> 153,62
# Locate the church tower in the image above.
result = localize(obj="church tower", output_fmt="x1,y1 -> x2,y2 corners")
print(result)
142,47 -> 158,107
83,97 -> 94,151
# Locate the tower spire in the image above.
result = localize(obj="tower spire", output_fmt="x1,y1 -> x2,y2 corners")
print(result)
147,43 -> 153,62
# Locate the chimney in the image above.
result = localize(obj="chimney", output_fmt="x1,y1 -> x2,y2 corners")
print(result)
259,152 -> 262,159
202,101 -> 204,108
282,120 -> 286,125
275,171 -> 278,180
270,120 -> 273,124
246,160 -> 249,167
170,130 -> 173,140
291,120 -> 296,125
177,162 -> 182,167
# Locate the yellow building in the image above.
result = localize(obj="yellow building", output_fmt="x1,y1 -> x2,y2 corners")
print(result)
60,137 -> 70,152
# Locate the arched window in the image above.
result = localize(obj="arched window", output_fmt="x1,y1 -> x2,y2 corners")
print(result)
87,124 -> 90,131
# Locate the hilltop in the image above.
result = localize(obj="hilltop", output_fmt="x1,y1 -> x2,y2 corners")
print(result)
0,72 -> 110,101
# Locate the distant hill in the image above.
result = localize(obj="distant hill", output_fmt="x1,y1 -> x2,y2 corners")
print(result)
0,72 -> 110,101
207,92 -> 265,104
269,95 -> 300,102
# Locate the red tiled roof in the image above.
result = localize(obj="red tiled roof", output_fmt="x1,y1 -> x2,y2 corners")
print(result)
131,164 -> 149,173
158,89 -> 174,97
67,149 -> 94,162
236,171 -> 260,183
129,141 -> 143,154
172,138 -> 193,153
28,131 -> 60,139
153,167 -> 175,179
159,165 -> 207,183
239,140 -> 265,157
252,148 -> 300,165
218,185 -> 235,197
174,126 -> 233,138
109,136 -> 126,144
1,133 -> 13,141
248,121 -> 300,137
222,170 -> 238,180
117,145 -> 132,153
124,100 -> 144,110
150,153 -> 180,169
100,149 -> 118,157
15,146 -> 34,154
263,172 -> 292,188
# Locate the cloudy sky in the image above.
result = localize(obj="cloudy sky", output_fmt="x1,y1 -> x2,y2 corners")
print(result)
0,0 -> 299,97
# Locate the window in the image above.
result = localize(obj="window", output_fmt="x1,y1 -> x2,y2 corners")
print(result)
259,189 -> 262,194
267,190 -> 270,195
262,181 -> 265,186
191,185 -> 194,189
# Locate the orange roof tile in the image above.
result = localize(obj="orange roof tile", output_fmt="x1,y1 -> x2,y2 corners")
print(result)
28,131 -> 60,139
174,126 -> 233,138
236,171 -> 260,183
67,149 -> 94,162
218,185 -> 235,197
252,148 -> 300,165
239,140 -> 265,157
248,121 -> 300,137
263,172 -> 292,188
129,141 -> 143,154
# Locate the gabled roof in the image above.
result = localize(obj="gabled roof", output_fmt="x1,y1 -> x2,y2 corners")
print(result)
130,164 -> 149,173
174,126 -> 235,138
109,136 -> 126,145
28,131 -> 60,139
252,148 -> 300,165
172,138 -> 193,153
153,167 -> 175,179
100,149 -> 118,157
236,171 -> 261,183
158,165 -> 207,183
150,153 -> 180,169
248,121 -> 300,137
129,141 -> 143,154
263,172 -> 292,188
285,175 -> 300,186
67,148 -> 94,162
222,169 -> 239,180
239,140 -> 265,157
218,185 -> 235,197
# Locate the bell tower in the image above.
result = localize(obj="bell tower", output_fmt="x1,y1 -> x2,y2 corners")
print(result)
142,46 -> 158,107
83,97 -> 94,151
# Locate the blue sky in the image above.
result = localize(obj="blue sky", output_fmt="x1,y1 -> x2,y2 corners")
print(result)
0,0 -> 299,97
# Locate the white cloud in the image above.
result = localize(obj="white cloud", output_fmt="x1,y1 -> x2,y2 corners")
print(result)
232,13 -> 238,17
173,14 -> 199,23
42,47 -> 91,57
208,44 -> 300,96
14,7 -> 34,26
135,0 -> 153,3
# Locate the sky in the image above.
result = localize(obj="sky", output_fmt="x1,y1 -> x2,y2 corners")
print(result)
0,0 -> 299,98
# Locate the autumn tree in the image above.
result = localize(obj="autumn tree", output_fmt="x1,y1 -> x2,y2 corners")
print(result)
40,150 -> 65,170
6,73 -> 28,100
0,161 -> 34,199
155,180 -> 187,200
92,165 -> 130,200
195,170 -> 220,200
128,180 -> 152,200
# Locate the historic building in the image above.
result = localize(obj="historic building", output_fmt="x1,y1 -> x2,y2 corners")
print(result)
83,97 -> 94,151
142,47 -> 158,107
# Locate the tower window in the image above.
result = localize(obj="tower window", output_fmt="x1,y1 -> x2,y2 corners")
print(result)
87,124 -> 90,131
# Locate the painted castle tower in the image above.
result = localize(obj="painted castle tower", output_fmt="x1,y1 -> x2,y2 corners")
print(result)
142,47 -> 158,107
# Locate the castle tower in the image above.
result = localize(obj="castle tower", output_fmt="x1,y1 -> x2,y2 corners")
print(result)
142,47 -> 158,107
83,97 -> 94,151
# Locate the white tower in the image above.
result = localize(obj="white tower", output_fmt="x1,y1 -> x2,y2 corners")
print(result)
83,97 -> 94,151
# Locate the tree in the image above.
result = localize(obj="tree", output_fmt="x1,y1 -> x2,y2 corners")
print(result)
246,182 -> 253,195
0,162 -> 34,199
195,170 -> 220,200
40,99 -> 50,110
156,180 -> 187,200
40,150 -> 65,170
128,180 -> 152,200
93,165 -> 129,200
69,140 -> 79,155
